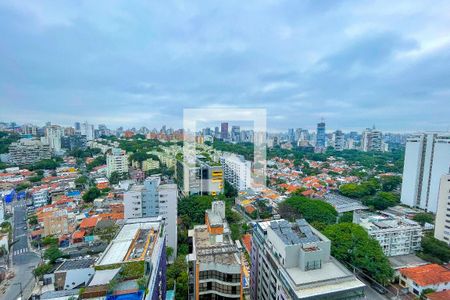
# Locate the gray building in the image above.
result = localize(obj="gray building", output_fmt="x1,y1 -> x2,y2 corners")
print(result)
251,219 -> 365,300
123,176 -> 178,260
176,156 -> 224,196
9,138 -> 51,165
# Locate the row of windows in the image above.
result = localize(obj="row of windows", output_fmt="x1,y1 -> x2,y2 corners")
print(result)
199,270 -> 240,283
199,282 -> 239,295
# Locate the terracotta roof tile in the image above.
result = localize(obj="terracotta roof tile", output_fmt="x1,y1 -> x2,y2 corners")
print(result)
400,264 -> 450,286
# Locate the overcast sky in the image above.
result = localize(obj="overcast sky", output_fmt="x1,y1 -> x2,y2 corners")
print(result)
0,0 -> 449,132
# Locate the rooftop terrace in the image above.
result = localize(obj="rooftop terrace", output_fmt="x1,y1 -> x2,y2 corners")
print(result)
193,226 -> 240,265
96,219 -> 161,266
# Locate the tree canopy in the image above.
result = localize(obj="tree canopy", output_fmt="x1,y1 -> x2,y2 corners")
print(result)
323,223 -> 394,284
412,213 -> 434,226
44,245 -> 64,263
82,186 -> 101,202
419,234 -> 450,264
278,196 -> 337,225
362,191 -> 400,210
339,179 -> 380,199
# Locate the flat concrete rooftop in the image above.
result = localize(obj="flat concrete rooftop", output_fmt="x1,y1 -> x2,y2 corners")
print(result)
194,226 -> 239,265
96,220 -> 161,266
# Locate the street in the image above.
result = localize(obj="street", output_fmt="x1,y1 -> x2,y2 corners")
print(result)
1,200 -> 40,300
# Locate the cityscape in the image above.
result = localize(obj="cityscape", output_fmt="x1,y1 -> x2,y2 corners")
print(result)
1,2 -> 450,300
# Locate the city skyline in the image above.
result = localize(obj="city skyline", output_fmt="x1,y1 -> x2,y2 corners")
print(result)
1,1 -> 450,132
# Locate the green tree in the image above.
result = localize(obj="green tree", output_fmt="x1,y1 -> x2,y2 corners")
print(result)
323,223 -> 394,284
75,175 -> 89,186
28,215 -> 38,226
42,236 -> 58,246
278,196 -> 337,224
166,246 -> 174,259
82,187 -> 101,202
44,246 -> 63,263
178,195 -> 213,228
33,263 -> 52,278
29,175 -> 44,182
109,171 -> 129,184
86,155 -> 106,171
362,191 -> 399,210
224,180 -> 238,198
380,175 -> 402,192
412,213 -> 434,226
338,212 -> 354,223
419,234 -> 450,264
29,159 -> 60,170
16,182 -> 31,191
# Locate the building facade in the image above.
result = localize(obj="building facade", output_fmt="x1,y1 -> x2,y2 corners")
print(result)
176,158 -> 224,196
400,133 -> 450,212
361,128 -> 383,152
333,130 -> 345,151
220,154 -> 252,191
251,219 -> 365,300
187,201 -> 243,300
221,122 -> 229,140
124,176 -> 178,260
315,122 -> 326,150
9,139 -> 51,165
434,173 -> 450,245
45,125 -> 63,152
353,211 -> 422,256
106,148 -> 129,178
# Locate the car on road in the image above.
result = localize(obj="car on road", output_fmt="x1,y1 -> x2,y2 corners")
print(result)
23,226 -> 27,230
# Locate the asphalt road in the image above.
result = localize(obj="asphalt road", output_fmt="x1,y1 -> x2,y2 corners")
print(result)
1,200 -> 40,300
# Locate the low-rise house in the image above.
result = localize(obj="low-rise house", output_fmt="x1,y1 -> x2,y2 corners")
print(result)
399,264 -> 450,296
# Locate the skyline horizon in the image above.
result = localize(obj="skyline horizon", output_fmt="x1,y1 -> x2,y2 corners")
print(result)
2,117 -> 449,135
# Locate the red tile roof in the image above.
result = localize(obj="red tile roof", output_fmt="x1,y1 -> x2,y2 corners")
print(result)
400,264 -> 450,286
244,205 -> 256,214
427,290 -> 450,300
79,217 -> 98,229
72,230 -> 86,239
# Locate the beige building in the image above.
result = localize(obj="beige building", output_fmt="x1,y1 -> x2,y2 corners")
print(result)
434,173 -> 450,245
43,209 -> 69,237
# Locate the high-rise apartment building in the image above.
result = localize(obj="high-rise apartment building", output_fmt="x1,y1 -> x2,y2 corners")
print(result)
9,139 -> 51,165
21,124 -> 38,136
106,148 -> 129,178
333,130 -> 345,151
400,133 -> 450,212
287,128 -> 295,143
434,173 -> 450,245
231,125 -> 241,142
124,176 -> 178,260
61,134 -> 87,151
315,121 -> 326,150
221,122 -> 229,140
361,128 -> 383,152
45,125 -> 63,152
187,201 -> 243,300
220,153 -> 252,191
80,121 -> 95,141
74,122 -> 81,132
251,219 -> 365,300
176,157 -> 224,196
